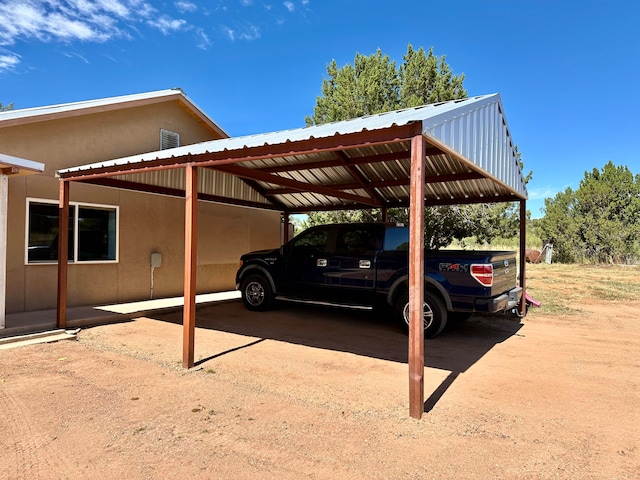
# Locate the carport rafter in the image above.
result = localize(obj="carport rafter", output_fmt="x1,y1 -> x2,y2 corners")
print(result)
254,146 -> 445,174
210,163 -> 383,207
263,171 -> 486,197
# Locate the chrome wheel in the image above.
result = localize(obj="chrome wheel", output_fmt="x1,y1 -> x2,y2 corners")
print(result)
240,274 -> 274,311
402,301 -> 434,330
395,291 -> 448,338
245,280 -> 266,307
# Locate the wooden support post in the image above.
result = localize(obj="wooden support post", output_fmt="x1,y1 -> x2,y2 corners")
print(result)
0,175 -> 7,329
381,207 -> 388,223
409,134 -> 426,419
183,164 -> 198,369
282,211 -> 290,244
519,199 -> 527,316
56,180 -> 69,329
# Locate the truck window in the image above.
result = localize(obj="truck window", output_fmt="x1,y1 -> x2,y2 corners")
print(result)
335,225 -> 383,255
292,227 -> 330,254
384,227 -> 409,251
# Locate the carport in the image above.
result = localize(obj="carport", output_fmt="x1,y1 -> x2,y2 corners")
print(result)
55,93 -> 528,419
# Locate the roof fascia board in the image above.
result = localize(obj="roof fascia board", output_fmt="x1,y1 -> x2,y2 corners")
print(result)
0,89 -> 228,138
0,153 -> 45,176
57,123 -> 422,180
173,92 -> 229,138
0,89 -> 178,127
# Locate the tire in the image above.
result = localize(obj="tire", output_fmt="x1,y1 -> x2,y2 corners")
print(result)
240,274 -> 274,311
395,290 -> 448,338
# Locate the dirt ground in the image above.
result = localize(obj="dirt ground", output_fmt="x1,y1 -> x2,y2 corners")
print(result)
1,264 -> 639,479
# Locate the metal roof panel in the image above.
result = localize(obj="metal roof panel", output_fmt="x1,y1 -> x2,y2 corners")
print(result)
57,94 -> 528,210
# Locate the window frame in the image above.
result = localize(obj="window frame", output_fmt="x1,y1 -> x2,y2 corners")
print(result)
25,197 -> 120,266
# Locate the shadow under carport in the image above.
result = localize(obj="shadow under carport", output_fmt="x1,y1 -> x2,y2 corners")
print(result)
151,299 -> 524,413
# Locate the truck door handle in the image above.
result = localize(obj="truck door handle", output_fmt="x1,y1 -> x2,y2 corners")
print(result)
359,260 -> 371,269
317,259 -> 328,267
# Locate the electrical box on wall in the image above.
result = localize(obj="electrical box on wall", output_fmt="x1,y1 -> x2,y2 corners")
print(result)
151,252 -> 162,268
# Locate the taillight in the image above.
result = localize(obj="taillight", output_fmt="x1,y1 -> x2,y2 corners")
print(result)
471,264 -> 493,286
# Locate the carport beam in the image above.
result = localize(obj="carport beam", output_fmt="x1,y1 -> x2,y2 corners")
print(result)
408,134 -> 426,419
183,164 -> 198,368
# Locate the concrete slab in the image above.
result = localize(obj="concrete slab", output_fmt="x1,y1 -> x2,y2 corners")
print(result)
0,329 -> 79,350
0,291 -> 241,339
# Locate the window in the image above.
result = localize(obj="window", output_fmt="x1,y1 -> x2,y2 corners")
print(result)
160,129 -> 180,150
383,227 -> 409,251
291,226 -> 330,255
335,225 -> 384,255
26,199 -> 118,264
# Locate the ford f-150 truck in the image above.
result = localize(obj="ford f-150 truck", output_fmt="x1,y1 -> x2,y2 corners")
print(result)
235,223 -> 523,338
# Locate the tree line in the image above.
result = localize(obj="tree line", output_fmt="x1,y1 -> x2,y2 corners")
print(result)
302,44 -> 639,264
540,161 -> 640,264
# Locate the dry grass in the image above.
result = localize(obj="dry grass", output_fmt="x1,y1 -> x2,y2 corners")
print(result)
525,263 -> 640,315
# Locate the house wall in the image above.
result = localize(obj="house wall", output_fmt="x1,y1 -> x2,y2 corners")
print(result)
1,100 -> 281,313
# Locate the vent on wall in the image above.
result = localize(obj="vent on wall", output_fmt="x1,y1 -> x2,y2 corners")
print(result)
160,129 -> 180,150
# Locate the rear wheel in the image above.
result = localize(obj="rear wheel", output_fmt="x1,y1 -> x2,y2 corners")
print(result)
240,274 -> 275,311
395,290 -> 448,338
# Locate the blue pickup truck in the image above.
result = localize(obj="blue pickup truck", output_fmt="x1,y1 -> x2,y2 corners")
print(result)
235,223 -> 523,338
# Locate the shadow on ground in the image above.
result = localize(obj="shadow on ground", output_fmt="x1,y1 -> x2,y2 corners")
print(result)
151,300 -> 523,413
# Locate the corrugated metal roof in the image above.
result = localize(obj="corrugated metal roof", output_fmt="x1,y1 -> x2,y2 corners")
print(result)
57,94 -> 527,212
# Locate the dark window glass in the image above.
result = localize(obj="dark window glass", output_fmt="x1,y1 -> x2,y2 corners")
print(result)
292,227 -> 329,255
78,207 -> 117,261
335,225 -> 384,255
383,227 -> 410,251
27,203 -> 74,262
27,202 -> 116,263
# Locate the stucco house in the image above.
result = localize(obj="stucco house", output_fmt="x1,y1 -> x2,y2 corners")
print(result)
0,89 -> 281,318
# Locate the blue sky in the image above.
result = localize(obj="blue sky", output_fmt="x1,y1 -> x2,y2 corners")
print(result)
1,0 -> 639,218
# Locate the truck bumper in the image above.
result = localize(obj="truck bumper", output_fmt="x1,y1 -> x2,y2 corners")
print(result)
475,287 -> 523,313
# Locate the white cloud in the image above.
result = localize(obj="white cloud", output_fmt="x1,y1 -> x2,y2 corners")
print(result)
194,28 -> 210,49
238,25 -> 260,41
0,1 -> 143,46
0,53 -> 20,72
527,185 -> 569,201
221,25 -> 235,41
175,1 -> 197,13
63,50 -> 90,64
0,0 -> 312,72
0,0 -> 157,71
147,16 -> 188,35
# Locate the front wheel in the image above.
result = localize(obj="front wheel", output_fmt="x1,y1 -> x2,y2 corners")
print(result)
240,274 -> 275,311
395,290 -> 448,338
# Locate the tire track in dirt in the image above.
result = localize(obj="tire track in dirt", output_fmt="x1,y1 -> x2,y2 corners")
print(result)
0,372 -> 73,479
